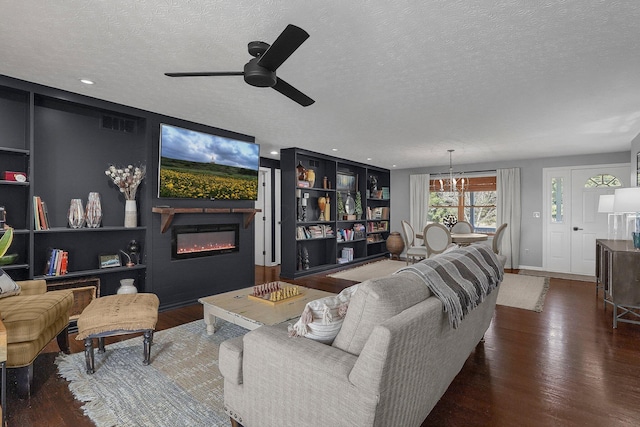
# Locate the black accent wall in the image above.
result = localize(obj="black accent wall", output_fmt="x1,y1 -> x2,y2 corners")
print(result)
0,75 -> 257,310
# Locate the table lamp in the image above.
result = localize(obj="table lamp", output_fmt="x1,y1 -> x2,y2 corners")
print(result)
613,188 -> 640,248
598,194 -> 624,240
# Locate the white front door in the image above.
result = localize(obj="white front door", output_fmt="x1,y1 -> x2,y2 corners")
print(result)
544,164 -> 629,275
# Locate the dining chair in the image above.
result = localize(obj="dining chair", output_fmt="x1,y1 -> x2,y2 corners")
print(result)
450,220 -> 473,233
423,223 -> 456,258
401,220 -> 428,265
493,223 -> 508,267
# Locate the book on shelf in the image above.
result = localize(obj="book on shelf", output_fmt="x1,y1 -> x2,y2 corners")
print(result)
337,223 -> 366,242
43,248 -> 68,276
367,206 -> 389,220
299,224 -> 334,239
367,221 -> 389,232
33,196 -> 50,230
341,247 -> 354,261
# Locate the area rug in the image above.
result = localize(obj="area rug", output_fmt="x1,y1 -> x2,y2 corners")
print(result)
327,259 -> 407,281
56,320 -> 247,427
519,268 -> 596,283
497,273 -> 550,312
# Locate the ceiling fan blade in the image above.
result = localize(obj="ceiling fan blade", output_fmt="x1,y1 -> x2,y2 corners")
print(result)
165,72 -> 244,77
257,24 -> 309,72
272,78 -> 314,107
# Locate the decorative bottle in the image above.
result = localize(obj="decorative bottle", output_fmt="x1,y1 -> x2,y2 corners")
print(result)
296,161 -> 307,181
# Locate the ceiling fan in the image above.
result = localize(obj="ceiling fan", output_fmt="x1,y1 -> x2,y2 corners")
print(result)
165,24 -> 314,107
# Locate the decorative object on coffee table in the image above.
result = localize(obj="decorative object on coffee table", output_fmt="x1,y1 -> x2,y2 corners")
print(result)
386,231 -> 405,260
68,199 -> 85,229
105,163 -> 146,228
248,281 -> 303,305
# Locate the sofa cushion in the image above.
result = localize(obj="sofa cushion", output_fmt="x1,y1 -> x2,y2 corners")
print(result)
0,289 -> 73,343
289,284 -> 358,344
0,268 -> 21,299
332,271 -> 432,355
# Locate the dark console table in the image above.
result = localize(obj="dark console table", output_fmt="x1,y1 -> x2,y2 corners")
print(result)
595,239 -> 640,328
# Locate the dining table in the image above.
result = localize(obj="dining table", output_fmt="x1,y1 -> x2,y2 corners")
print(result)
450,232 -> 489,245
416,232 -> 489,246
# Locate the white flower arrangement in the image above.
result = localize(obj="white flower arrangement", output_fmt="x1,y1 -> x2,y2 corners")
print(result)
105,164 -> 146,200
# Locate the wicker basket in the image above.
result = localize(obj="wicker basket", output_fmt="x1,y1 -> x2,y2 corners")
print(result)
47,277 -> 100,321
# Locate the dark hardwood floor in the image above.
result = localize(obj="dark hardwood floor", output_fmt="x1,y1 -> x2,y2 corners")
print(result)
6,265 -> 640,426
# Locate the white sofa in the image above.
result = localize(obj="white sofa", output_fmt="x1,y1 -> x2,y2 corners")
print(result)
219,245 -> 502,427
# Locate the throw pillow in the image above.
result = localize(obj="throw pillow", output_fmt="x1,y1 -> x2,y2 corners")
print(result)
288,284 -> 359,344
0,268 -> 21,299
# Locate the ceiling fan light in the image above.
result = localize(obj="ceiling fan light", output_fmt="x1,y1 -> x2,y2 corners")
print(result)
243,59 -> 277,87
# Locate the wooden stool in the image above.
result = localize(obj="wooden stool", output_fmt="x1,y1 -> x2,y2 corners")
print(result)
75,293 -> 159,374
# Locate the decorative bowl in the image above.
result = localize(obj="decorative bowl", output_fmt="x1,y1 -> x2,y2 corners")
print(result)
0,253 -> 18,265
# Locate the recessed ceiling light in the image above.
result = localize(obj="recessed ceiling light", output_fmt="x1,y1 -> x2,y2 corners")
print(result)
80,79 -> 94,85
367,158 -> 372,161
392,165 -> 397,168
332,148 -> 338,152
270,150 -> 278,155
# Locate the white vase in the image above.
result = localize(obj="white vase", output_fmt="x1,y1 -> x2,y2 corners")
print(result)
124,199 -> 137,228
117,278 -> 138,294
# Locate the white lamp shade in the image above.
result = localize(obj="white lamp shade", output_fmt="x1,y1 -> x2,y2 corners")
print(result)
613,187 -> 640,212
598,194 -> 615,213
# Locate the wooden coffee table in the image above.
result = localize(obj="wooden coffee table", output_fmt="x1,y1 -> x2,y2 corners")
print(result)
198,285 -> 335,334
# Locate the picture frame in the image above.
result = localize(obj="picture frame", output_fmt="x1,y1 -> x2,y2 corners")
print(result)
336,172 -> 357,192
99,253 -> 121,269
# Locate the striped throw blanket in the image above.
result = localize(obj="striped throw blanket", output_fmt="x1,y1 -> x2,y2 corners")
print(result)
396,244 -> 503,329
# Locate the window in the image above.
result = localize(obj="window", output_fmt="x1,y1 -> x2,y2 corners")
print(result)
584,173 -> 622,188
551,177 -> 563,223
429,176 -> 497,232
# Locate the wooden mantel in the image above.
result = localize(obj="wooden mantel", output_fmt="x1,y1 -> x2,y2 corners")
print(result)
152,207 -> 261,233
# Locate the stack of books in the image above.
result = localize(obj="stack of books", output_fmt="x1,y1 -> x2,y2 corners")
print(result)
297,224 -> 334,239
338,247 -> 354,263
33,196 -> 50,230
44,248 -> 68,276
381,187 -> 390,199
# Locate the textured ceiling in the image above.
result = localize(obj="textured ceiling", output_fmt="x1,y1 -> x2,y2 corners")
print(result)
1,0 -> 640,169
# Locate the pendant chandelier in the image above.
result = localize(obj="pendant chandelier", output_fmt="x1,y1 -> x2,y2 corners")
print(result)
438,149 -> 465,194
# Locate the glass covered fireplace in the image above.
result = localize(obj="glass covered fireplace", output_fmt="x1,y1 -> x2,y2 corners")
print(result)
171,223 -> 239,260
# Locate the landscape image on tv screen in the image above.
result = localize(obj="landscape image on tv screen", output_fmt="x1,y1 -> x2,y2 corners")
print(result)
158,123 -> 260,200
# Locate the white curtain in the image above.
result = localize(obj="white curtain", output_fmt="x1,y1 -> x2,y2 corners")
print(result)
497,168 -> 521,268
409,174 -> 430,244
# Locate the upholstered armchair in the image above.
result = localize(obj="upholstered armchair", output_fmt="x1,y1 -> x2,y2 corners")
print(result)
0,279 -> 73,396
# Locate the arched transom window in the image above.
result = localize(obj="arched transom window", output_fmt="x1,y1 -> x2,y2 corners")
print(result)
584,174 -> 622,188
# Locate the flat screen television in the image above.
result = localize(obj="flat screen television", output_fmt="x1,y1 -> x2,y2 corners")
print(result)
158,123 -> 260,200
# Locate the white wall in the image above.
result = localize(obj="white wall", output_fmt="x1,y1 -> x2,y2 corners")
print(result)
391,151 -> 630,268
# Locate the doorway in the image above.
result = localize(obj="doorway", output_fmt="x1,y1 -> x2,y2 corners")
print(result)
255,167 -> 281,267
543,164 -> 629,275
